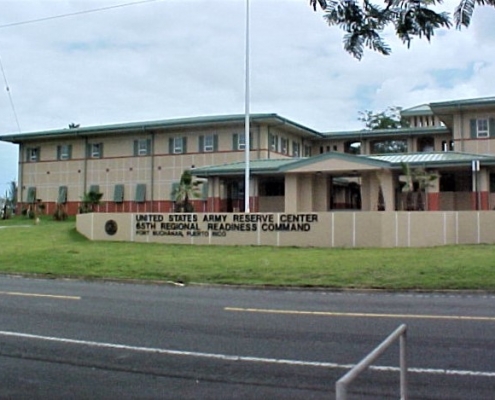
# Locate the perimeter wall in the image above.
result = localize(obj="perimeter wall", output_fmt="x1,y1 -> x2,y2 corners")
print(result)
76,211 -> 495,248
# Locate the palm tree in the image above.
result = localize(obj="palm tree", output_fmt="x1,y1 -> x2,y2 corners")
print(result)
400,163 -> 438,211
173,170 -> 203,212
79,190 -> 104,213
2,181 -> 17,219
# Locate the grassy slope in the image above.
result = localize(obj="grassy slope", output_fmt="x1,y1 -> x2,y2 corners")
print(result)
1,217 -> 495,290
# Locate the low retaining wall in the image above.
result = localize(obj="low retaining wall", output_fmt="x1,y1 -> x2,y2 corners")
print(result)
76,211 -> 495,248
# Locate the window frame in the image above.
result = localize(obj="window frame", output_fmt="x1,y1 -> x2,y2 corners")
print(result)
292,142 -> 300,157
29,148 -> 39,162
238,133 -> 246,150
138,139 -> 149,156
91,143 -> 102,158
477,118 -> 489,138
270,135 -> 278,152
204,135 -> 214,152
59,144 -> 71,160
281,138 -> 289,155
173,137 -> 184,154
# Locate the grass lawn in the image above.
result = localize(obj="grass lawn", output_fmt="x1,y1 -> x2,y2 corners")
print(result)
1,216 -> 495,290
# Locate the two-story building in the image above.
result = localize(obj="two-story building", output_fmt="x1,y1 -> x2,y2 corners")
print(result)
2,96 -> 495,215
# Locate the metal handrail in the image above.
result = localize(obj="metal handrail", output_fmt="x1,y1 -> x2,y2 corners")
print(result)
336,324 -> 408,400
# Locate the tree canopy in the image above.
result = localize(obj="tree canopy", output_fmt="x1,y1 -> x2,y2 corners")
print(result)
358,106 -> 409,130
310,0 -> 494,59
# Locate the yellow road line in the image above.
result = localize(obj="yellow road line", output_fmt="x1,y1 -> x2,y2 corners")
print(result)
225,307 -> 495,322
0,291 -> 81,300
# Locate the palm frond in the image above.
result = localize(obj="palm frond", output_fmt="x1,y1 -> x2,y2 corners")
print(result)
310,0 -> 328,11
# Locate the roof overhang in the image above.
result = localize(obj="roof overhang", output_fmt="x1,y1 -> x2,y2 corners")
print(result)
0,113 -> 322,144
320,126 -> 449,141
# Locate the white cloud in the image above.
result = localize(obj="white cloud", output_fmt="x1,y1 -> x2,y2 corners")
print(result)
0,0 -> 494,195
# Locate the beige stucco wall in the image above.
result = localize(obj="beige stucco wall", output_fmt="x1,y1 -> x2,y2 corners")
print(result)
18,121 -> 300,208
77,211 -> 495,248
259,196 -> 284,212
452,109 -> 495,153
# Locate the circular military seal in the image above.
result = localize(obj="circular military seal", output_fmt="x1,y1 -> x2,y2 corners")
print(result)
105,220 -> 118,236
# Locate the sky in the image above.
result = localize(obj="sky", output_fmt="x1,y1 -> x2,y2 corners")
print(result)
0,0 -> 494,196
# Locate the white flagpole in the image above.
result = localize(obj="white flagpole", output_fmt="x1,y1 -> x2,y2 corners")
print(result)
244,0 -> 251,213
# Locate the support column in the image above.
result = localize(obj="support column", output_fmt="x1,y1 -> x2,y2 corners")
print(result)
298,174 -> 313,212
360,172 -> 375,211
312,174 -> 329,211
479,168 -> 490,210
427,170 -> 440,211
285,174 -> 298,213
377,170 -> 395,211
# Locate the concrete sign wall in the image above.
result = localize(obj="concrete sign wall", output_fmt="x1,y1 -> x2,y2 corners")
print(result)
77,211 -> 495,248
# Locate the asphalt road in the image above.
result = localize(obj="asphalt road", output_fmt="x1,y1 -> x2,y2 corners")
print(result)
0,276 -> 494,399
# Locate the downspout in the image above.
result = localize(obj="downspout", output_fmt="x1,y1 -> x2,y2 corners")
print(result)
83,136 -> 88,193
18,143 -> 23,212
149,128 -> 155,212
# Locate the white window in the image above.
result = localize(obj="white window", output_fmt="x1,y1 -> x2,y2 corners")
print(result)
292,142 -> 300,157
281,138 -> 288,155
477,119 -> 489,138
60,145 -> 70,160
238,134 -> 245,150
29,148 -> 39,162
204,135 -> 214,152
174,137 -> 183,154
91,143 -> 101,158
270,135 -> 277,151
138,139 -> 148,156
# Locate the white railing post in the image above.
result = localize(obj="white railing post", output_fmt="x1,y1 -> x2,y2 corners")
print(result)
400,329 -> 408,400
335,324 -> 408,400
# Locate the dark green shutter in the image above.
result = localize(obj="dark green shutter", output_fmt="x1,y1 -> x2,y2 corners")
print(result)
57,186 -> 68,204
68,145 -> 72,159
213,135 -> 219,151
27,187 -> 36,203
99,143 -> 104,158
249,132 -> 253,150
86,144 -> 91,158
490,118 -> 495,138
470,119 -> 476,139
169,138 -> 174,154
182,137 -> 187,153
113,184 -> 124,203
135,184 -> 146,203
199,135 -> 204,153
57,146 -> 61,160
147,139 -> 151,154
133,140 -> 138,156
89,184 -> 99,194
232,134 -> 238,150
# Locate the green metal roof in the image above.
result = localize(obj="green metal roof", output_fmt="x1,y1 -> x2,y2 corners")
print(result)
0,113 -> 322,143
400,104 -> 433,117
193,152 -> 391,177
192,158 -> 300,176
278,151 -> 391,171
320,125 -> 449,139
430,96 -> 495,111
193,151 -> 495,177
